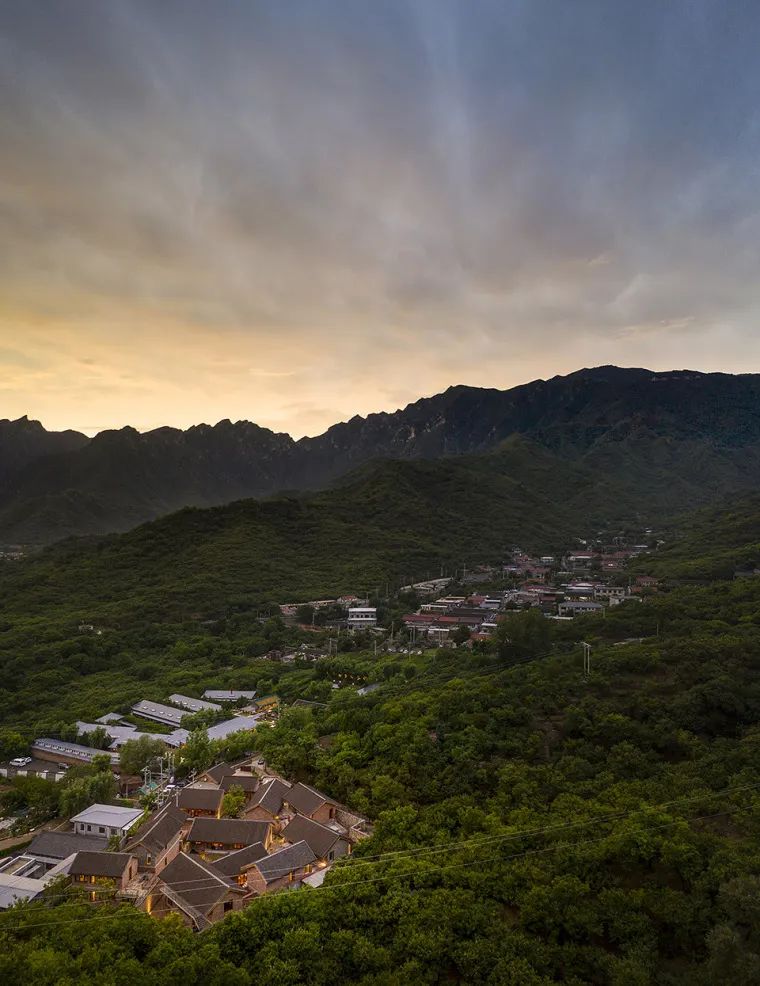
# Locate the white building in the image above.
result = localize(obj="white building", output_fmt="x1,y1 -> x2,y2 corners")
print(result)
347,607 -> 377,630
594,586 -> 629,605
71,804 -> 142,843
557,600 -> 604,617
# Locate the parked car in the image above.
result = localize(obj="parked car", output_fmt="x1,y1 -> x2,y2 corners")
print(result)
9,757 -> 32,767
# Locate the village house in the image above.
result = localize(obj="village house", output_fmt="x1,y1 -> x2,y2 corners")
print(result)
244,840 -> 317,896
185,817 -> 273,854
27,831 -> 108,868
196,759 -> 251,786
243,777 -> 292,827
69,851 -> 138,894
280,814 -> 350,864
347,607 -> 377,630
285,782 -> 340,823
210,842 -> 268,885
177,787 -> 223,818
124,802 -> 186,873
557,600 -> 604,617
219,773 -> 259,799
594,585 -> 629,605
71,804 -> 143,845
145,852 -> 247,930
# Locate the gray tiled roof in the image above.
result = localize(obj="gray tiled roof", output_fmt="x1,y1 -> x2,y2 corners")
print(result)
219,773 -> 259,794
157,852 -> 241,925
248,778 -> 291,815
27,831 -> 108,859
125,803 -> 186,857
187,817 -> 271,847
69,851 -> 134,879
252,840 -> 316,883
285,782 -> 332,816
177,787 -> 223,812
280,814 -> 342,858
210,842 -> 267,877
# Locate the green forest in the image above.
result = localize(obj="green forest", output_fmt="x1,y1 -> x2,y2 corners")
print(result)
2,498 -> 760,983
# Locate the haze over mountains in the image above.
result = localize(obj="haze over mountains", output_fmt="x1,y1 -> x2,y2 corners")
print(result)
2,364 -> 760,545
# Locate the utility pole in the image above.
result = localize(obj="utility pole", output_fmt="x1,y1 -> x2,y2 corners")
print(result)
582,641 -> 591,677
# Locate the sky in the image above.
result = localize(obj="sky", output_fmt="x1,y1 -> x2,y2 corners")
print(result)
2,1 -> 760,438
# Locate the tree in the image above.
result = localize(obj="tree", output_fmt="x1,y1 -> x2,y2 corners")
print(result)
495,608 -> 552,663
181,708 -> 225,730
91,753 -> 114,773
0,728 -> 26,761
221,784 -> 247,818
58,768 -> 117,817
120,736 -> 166,776
296,604 -> 315,625
183,729 -> 213,772
81,726 -> 112,750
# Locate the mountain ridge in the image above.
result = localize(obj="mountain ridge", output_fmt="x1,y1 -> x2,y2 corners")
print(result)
3,364 -> 760,543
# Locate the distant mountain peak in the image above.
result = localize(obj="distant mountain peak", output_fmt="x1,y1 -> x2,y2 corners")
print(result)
3,364 -> 760,544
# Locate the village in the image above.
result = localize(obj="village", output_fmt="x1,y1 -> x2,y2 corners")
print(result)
0,749 -> 371,927
280,534 -> 659,648
0,531 -> 659,925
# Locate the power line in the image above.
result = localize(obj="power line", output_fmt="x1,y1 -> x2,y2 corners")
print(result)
4,775 -> 759,909
0,803 -> 748,933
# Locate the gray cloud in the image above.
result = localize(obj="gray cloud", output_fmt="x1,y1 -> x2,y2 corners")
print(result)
1,0 -> 760,436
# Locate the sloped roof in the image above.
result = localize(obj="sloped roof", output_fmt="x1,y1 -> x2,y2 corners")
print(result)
202,690 -> 257,701
210,842 -> 267,878
70,804 -> 142,829
280,814 -> 342,858
248,777 -> 291,815
285,782 -> 333,816
177,787 -> 223,813
200,761 -> 234,784
157,852 -> 242,928
220,773 -> 259,794
187,817 -> 271,846
28,831 -> 108,860
168,694 -> 222,713
126,803 -> 186,856
251,841 -> 316,883
206,716 -> 260,741
69,851 -> 134,879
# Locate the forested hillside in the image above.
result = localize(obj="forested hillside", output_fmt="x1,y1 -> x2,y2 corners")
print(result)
637,494 -> 760,581
3,556 -> 760,983
3,447 -> 760,738
0,437 -> 617,733
0,438 -> 632,624
5,365 -> 760,543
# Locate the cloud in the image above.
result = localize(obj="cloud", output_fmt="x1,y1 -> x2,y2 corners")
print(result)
1,0 -> 760,436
